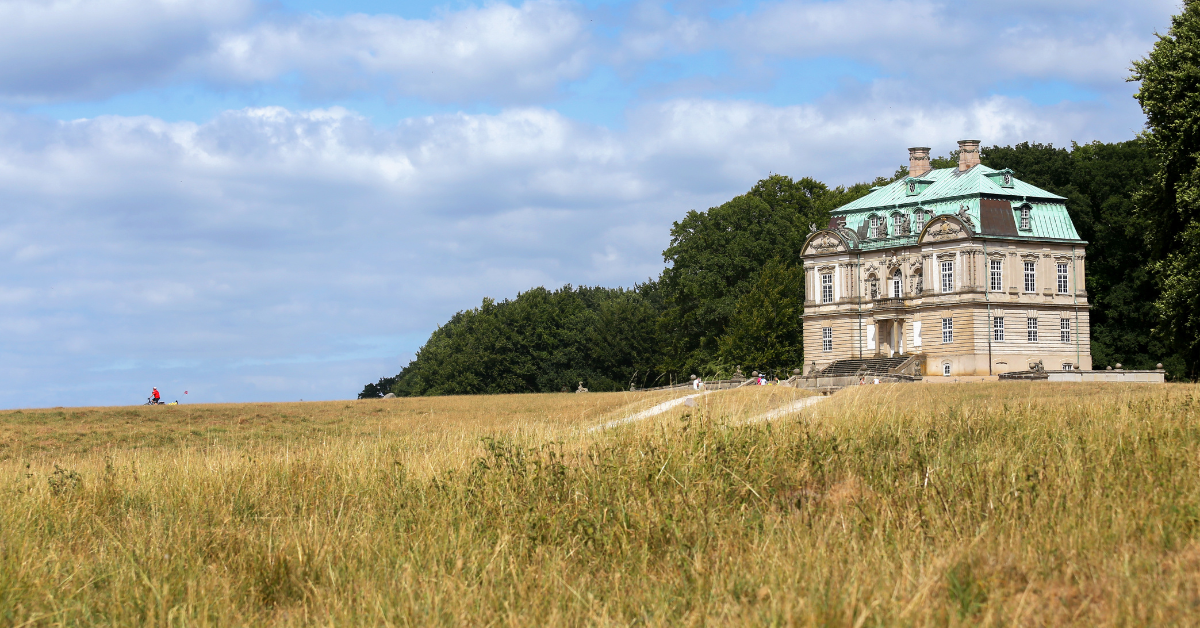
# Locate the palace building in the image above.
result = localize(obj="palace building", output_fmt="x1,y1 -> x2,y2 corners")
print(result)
800,140 -> 1091,377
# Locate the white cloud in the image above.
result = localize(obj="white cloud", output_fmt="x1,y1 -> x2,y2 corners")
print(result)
0,0 -> 590,104
0,0 -> 255,102
0,0 -> 1172,106
198,0 -> 591,103
613,0 -> 1170,94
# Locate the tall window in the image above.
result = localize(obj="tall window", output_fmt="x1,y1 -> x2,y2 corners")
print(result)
941,317 -> 953,343
1060,318 -> 1071,342
822,327 -> 832,352
989,259 -> 1003,292
891,269 -> 903,298
993,316 -> 1005,341
1019,206 -> 1031,230
1027,317 -> 1039,342
1057,263 -> 1069,294
821,273 -> 833,304
869,215 -> 882,238
940,261 -> 954,293
942,362 -> 952,376
893,213 -> 906,236
1024,261 -> 1036,293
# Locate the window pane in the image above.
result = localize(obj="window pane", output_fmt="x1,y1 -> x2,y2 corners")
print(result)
1027,317 -> 1038,342
993,316 -> 1004,341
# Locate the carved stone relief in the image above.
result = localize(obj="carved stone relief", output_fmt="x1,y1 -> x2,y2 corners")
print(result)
924,219 -> 967,242
806,233 -> 843,254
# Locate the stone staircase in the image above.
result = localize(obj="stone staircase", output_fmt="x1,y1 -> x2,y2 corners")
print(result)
818,356 -> 910,377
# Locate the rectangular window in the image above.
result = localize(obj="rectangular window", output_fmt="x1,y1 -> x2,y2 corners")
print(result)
1062,363 -> 1074,371
1060,318 -> 1071,342
1057,263 -> 1069,294
941,317 -> 953,343
820,273 -> 833,304
1024,261 -> 1036,293
893,214 -> 905,236
1020,207 -> 1031,230
1027,317 -> 1039,342
990,259 -> 1002,292
870,216 -> 882,238
993,316 -> 1005,341
940,261 -> 954,293
822,327 -> 832,352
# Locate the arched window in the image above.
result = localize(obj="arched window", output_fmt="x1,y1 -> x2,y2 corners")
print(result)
868,274 -> 879,300
891,269 -> 903,298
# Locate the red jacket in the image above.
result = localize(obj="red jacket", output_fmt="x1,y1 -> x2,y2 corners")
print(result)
152,388 -> 160,399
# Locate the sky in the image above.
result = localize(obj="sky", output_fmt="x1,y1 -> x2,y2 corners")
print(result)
0,0 -> 1180,408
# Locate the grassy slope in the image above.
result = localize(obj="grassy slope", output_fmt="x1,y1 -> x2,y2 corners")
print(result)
1,383 -> 1197,626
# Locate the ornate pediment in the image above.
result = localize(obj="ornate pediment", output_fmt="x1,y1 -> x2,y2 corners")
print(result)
919,216 -> 972,244
802,230 -> 848,256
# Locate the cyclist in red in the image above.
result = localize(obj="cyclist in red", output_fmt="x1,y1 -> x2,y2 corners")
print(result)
152,387 -> 161,404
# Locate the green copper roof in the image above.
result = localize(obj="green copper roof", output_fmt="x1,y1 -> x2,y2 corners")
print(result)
830,165 -> 1082,246
836,165 -> 1065,213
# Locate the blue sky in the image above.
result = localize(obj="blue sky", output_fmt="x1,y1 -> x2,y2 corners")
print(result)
0,0 -> 1178,407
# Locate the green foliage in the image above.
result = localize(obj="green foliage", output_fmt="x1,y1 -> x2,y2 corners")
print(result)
1132,0 -> 1200,378
358,376 -> 398,399
981,141 -> 1180,375
718,258 -> 804,373
389,285 -> 664,396
656,174 -> 831,376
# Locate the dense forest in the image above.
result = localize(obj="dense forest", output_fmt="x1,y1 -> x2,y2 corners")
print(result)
362,2 -> 1200,397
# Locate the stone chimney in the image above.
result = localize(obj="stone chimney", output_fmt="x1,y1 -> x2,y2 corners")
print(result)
908,147 -> 932,177
957,139 -> 981,171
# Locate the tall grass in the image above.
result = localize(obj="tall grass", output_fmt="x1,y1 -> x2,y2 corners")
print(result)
1,383 -> 1198,626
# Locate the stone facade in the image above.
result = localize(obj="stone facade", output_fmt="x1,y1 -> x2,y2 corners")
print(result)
801,143 -> 1092,377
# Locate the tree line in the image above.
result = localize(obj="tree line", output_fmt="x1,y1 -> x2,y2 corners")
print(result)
362,1 -> 1200,397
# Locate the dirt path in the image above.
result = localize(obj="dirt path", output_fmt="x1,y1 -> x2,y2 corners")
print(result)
588,391 -> 715,432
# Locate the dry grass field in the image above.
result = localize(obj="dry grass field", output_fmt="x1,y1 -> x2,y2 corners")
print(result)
2,383 -> 1198,626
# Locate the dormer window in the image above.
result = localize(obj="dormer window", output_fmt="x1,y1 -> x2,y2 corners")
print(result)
1018,205 -> 1032,230
986,169 -> 1016,189
869,215 -> 884,238
904,177 -> 932,196
913,209 -> 928,232
892,213 -> 907,236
